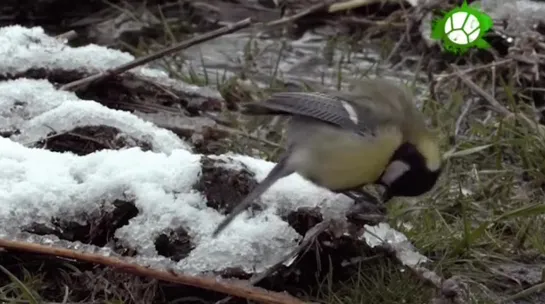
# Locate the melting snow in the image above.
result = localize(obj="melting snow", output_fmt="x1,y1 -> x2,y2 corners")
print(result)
362,222 -> 428,267
0,25 -> 428,275
0,79 -> 189,153
0,25 -> 223,100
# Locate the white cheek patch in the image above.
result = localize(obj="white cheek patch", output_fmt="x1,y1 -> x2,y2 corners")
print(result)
340,100 -> 359,125
381,160 -> 411,186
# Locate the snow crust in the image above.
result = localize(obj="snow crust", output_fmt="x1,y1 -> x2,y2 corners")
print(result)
0,79 -> 189,153
0,25 -> 223,100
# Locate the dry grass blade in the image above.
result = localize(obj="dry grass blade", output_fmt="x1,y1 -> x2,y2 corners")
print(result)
500,281 -> 545,303
443,144 -> 494,159
451,64 -> 512,117
0,265 -> 39,304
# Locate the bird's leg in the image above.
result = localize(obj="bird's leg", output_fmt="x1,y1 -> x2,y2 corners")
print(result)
343,189 -> 387,217
345,190 -> 381,205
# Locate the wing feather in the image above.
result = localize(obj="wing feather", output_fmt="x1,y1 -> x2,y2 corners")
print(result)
241,92 -> 390,136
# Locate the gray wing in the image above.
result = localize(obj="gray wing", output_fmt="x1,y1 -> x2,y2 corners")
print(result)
241,92 -> 383,136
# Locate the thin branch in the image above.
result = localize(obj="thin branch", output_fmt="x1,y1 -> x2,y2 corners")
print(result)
0,238 -> 307,304
451,64 -> 512,116
329,0 -> 381,13
434,59 -> 512,81
452,64 -> 545,138
328,0 -> 419,13
60,18 -> 253,91
454,99 -> 474,137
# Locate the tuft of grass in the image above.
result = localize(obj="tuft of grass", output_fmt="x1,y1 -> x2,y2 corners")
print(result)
311,258 -> 434,304
0,264 -> 42,304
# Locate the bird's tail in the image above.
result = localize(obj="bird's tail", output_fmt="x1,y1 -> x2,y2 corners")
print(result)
212,155 -> 295,237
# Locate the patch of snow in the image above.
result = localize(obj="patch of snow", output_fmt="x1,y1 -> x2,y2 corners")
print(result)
0,129 -> 426,274
362,222 -> 428,267
0,78 -> 189,153
0,25 -> 223,100
0,26 -> 134,75
0,138 -> 300,274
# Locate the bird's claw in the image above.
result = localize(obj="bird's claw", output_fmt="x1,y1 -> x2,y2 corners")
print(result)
343,190 -> 387,224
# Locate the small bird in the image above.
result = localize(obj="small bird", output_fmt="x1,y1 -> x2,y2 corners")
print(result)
212,78 -> 442,237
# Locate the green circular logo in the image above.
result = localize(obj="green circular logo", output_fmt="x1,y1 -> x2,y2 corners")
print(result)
431,1 -> 494,54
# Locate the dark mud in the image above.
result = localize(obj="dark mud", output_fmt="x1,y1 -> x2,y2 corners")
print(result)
38,125 -> 153,155
23,199 -> 139,249
155,227 -> 194,262
194,157 -> 259,214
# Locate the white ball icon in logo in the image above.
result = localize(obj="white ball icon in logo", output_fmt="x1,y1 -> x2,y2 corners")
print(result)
444,11 -> 481,45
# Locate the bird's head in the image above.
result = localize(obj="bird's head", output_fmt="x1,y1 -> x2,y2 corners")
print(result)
379,137 -> 442,202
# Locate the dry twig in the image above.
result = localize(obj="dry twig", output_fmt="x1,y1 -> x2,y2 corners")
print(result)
451,64 -> 545,138
451,64 -> 512,117
454,99 -> 474,137
60,18 -> 253,91
60,0 -> 354,92
329,0 -> 382,13
0,238 -> 307,304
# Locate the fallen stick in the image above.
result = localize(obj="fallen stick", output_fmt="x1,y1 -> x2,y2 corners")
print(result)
0,238 -> 308,304
60,18 -> 253,91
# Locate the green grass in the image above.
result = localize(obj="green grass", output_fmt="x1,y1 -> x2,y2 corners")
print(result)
314,258 -> 434,304
307,77 -> 545,303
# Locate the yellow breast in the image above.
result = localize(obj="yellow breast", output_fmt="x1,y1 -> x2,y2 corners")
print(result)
291,124 -> 403,190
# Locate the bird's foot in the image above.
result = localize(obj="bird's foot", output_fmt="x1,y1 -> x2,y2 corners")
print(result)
343,190 -> 387,224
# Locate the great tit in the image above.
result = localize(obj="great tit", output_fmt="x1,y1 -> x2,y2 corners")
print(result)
212,78 -> 442,237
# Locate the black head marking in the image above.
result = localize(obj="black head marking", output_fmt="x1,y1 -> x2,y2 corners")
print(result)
380,142 -> 442,200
